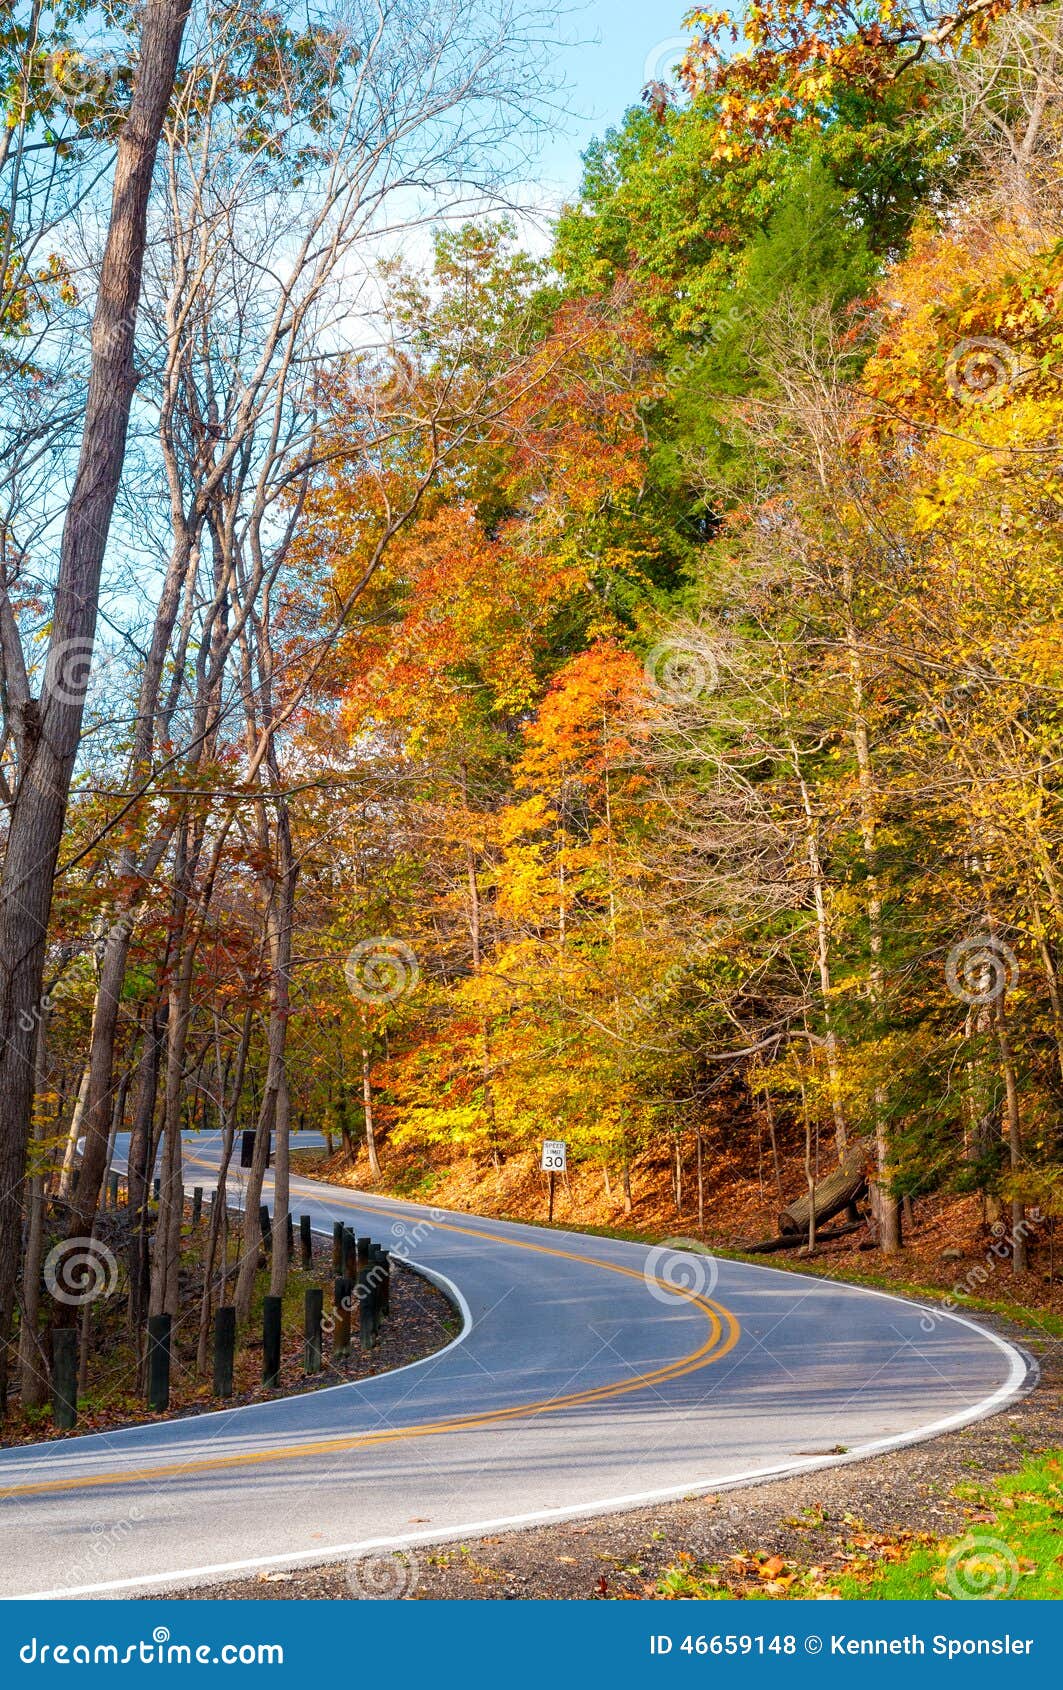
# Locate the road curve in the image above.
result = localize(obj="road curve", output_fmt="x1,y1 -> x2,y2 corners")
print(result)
0,1134 -> 1031,1599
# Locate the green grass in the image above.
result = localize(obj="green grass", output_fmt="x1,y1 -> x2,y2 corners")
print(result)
657,1450 -> 1063,1600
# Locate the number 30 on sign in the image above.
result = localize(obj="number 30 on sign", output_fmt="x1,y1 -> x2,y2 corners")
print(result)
541,1140 -> 567,1172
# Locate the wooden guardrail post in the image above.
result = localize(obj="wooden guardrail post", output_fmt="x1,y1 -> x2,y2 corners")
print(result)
332,1221 -> 344,1275
147,1313 -> 171,1411
300,1214 -> 313,1270
107,1171 -> 119,1209
371,1245 -> 390,1324
354,1235 -> 373,1348
333,1276 -> 351,1360
213,1306 -> 236,1398
304,1288 -> 323,1374
259,1204 -> 272,1254
357,1274 -> 374,1349
51,1328 -> 78,1429
369,1247 -> 381,1336
192,1186 -> 203,1226
286,1212 -> 294,1257
262,1294 -> 282,1386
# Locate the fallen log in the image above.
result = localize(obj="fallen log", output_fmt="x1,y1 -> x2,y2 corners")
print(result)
744,1218 -> 867,1255
779,1138 -> 872,1236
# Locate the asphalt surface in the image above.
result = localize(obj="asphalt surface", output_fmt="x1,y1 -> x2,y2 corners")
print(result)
0,1133 -> 1031,1599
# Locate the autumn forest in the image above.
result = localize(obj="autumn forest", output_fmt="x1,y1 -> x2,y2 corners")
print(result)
3,0 -> 1063,1419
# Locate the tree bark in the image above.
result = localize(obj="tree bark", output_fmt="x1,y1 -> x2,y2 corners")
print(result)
126,1003 -> 167,1335
779,1138 -> 872,1235
361,1045 -> 380,1180
17,1014 -> 52,1408
234,847 -> 296,1326
0,0 -> 192,1405
58,1066 -> 90,1198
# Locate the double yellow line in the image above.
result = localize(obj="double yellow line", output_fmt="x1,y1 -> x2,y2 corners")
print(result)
0,1183 -> 740,1501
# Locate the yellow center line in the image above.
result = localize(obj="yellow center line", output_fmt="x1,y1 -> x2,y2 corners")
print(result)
0,1162 -> 741,1501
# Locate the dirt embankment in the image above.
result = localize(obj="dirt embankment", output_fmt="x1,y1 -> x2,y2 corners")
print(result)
293,1121 -> 1063,1329
4,1225 -> 455,1447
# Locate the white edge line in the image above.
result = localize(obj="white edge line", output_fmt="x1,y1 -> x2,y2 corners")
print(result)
11,1274 -> 1034,1600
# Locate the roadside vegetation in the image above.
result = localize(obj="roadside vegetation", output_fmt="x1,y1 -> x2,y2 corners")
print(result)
4,0 -> 1063,1437
4,1197 -> 451,1445
657,1451 -> 1063,1600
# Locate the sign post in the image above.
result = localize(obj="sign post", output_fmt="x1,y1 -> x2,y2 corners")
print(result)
541,1139 -> 567,1222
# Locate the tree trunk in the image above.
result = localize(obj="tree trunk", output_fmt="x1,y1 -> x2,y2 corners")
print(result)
779,1138 -> 872,1236
150,974 -> 191,1321
268,1072 -> 291,1299
804,1111 -> 817,1254
58,1066 -> 90,1198
195,1005 -> 252,1370
0,0 -> 192,1405
762,1083 -> 784,1205
68,925 -> 133,1245
149,847 -> 200,1321
234,851 -> 296,1327
17,1015 -> 52,1408
127,1003 -> 166,1334
840,562 -> 898,1252
994,996 -> 1028,1272
696,1127 -> 704,1235
797,765 -> 847,1154
362,1045 -> 380,1180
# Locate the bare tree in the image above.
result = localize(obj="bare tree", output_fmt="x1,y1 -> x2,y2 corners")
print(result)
0,0 -> 192,1402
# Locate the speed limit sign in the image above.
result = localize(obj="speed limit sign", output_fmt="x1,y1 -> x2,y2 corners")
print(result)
541,1139 -> 567,1172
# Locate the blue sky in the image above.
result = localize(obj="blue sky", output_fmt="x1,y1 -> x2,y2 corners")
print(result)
533,0 -> 692,202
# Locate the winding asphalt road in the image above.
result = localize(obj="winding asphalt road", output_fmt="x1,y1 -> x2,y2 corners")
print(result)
0,1134 -> 1031,1599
